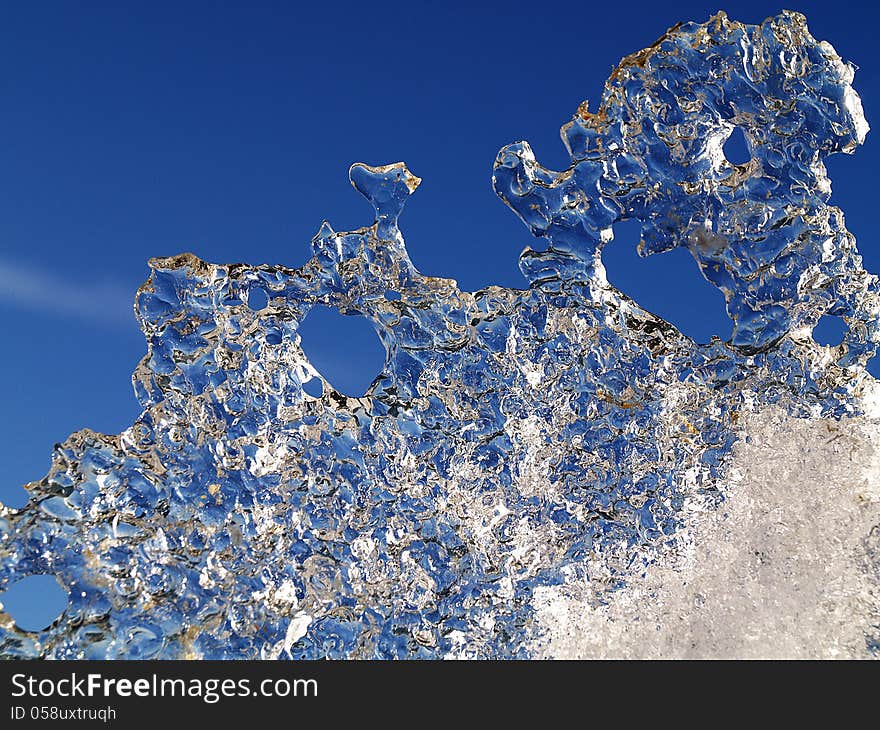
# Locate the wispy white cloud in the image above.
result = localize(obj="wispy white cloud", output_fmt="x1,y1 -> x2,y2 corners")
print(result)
0,258 -> 135,327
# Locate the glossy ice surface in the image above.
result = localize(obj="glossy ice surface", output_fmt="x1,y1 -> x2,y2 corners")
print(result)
2,11 -> 878,658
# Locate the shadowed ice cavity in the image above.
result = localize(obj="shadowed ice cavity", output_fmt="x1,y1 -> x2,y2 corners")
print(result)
1,11 -> 879,659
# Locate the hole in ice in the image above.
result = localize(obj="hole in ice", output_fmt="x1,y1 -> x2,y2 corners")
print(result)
297,305 -> 385,397
302,377 -> 324,398
812,314 -> 846,347
248,286 -> 269,311
602,219 -> 731,344
723,126 -> 751,166
0,574 -> 67,632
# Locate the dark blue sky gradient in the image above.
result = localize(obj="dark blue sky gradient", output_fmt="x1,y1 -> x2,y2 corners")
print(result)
1,0 -> 879,527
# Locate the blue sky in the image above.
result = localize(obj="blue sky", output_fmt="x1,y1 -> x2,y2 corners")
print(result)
1,1 -> 879,622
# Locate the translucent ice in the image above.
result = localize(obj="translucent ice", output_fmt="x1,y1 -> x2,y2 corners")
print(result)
2,11 -> 879,659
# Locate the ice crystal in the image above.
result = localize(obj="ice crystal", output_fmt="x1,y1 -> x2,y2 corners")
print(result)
2,11 -> 879,659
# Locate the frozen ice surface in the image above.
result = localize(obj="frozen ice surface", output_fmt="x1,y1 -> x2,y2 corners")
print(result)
2,11 -> 879,659
533,396 -> 880,658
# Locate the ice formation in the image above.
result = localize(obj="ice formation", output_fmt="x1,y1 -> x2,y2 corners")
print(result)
2,11 -> 879,659
533,404 -> 880,658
